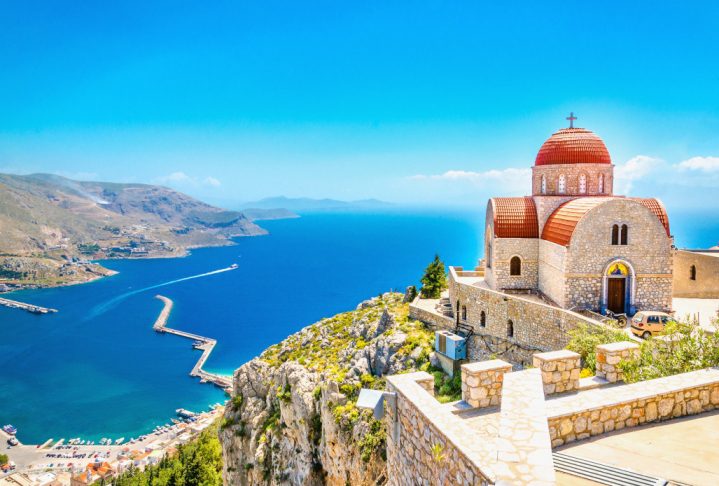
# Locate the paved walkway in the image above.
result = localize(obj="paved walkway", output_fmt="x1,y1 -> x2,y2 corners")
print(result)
673,297 -> 719,331
558,410 -> 719,486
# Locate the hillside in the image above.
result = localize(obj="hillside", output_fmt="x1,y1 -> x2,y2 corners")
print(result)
0,173 -> 265,290
219,292 -> 443,486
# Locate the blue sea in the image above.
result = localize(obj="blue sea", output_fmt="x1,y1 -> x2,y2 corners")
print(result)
0,207 -> 715,444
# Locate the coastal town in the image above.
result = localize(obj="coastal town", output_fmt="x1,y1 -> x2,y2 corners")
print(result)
0,406 -> 224,486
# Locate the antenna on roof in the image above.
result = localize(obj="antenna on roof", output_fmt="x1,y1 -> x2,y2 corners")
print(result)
566,112 -> 577,128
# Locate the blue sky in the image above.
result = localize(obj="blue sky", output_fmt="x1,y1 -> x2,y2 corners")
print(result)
1,1 -> 718,209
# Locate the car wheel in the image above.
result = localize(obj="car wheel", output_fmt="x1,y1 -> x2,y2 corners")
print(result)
642,331 -> 651,339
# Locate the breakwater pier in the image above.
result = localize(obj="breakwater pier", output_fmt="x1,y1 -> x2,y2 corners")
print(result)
152,295 -> 233,392
0,296 -> 58,314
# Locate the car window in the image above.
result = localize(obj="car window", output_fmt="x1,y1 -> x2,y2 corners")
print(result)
632,315 -> 643,323
648,316 -> 659,324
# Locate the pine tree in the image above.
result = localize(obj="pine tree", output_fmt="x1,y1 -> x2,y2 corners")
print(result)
420,254 -> 447,298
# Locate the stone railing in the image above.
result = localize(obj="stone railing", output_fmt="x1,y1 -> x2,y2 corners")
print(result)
532,349 -> 581,395
596,341 -> 640,383
546,367 -> 719,447
461,360 -> 512,408
386,372 -> 493,486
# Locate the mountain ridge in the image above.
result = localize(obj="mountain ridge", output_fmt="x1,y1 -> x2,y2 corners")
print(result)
0,173 -> 268,290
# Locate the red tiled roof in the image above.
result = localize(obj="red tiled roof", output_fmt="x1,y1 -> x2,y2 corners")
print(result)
535,128 -> 611,166
542,197 -> 671,246
541,197 -> 610,246
634,198 -> 671,236
490,197 -> 539,238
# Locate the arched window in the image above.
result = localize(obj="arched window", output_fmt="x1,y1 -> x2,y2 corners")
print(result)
579,174 -> 587,194
558,174 -> 566,194
541,175 -> 547,194
690,265 -> 697,281
611,224 -> 619,245
598,174 -> 605,194
510,256 -> 521,276
620,224 -> 628,245
480,311 -> 486,327
461,305 -> 467,321
507,319 -> 514,338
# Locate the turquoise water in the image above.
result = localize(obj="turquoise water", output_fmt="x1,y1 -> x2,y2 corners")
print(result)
0,207 -> 714,444
0,210 -> 481,444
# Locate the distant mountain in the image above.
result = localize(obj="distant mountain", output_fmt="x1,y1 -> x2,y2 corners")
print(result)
0,173 -> 266,289
240,196 -> 393,212
240,207 -> 299,221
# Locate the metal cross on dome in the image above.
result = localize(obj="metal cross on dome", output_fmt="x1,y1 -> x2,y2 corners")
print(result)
566,112 -> 578,128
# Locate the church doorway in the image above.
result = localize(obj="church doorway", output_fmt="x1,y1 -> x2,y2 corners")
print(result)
603,261 -> 633,315
607,278 -> 626,314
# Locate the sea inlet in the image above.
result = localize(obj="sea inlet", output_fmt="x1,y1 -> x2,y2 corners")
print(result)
0,210 -> 482,444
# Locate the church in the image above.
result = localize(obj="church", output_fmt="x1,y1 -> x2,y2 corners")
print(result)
483,115 -> 673,315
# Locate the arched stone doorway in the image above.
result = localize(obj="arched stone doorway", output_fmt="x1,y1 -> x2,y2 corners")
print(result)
602,260 -> 635,315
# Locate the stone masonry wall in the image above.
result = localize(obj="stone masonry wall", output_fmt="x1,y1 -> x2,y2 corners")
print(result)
564,198 -> 674,312
547,369 -> 719,447
448,268 -> 599,356
673,249 -> 719,298
531,164 -> 614,198
537,239 -> 567,307
489,238 -> 539,291
386,373 -> 491,486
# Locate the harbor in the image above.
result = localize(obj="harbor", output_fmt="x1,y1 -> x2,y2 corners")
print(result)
153,295 -> 233,393
0,297 -> 57,314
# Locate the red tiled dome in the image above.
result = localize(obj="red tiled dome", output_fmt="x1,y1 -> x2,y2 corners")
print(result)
535,128 -> 611,166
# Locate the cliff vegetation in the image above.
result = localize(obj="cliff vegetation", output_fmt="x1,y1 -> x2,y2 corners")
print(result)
219,292 -> 440,485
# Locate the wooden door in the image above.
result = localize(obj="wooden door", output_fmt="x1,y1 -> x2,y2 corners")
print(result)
607,278 -> 626,314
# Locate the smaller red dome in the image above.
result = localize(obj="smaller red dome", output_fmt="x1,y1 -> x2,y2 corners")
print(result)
535,128 -> 611,166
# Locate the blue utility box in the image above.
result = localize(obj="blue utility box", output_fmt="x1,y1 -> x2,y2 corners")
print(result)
435,330 -> 467,361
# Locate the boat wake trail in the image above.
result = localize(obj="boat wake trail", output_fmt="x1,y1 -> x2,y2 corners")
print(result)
86,265 -> 237,320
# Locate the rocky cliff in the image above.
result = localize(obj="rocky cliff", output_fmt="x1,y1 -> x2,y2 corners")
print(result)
219,292 -> 436,485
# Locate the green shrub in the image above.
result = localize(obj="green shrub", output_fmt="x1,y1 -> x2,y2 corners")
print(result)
619,320 -> 719,383
565,323 -> 632,372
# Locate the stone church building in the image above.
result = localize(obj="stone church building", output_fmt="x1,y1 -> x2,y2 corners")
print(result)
483,119 -> 673,315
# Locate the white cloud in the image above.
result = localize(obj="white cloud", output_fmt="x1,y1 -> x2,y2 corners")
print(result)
156,172 -> 222,189
204,176 -> 221,187
676,156 -> 719,172
410,168 -> 531,195
614,155 -> 664,194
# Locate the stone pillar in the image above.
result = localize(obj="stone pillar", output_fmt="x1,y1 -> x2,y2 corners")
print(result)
461,359 -> 512,408
596,341 -> 640,383
415,376 -> 435,397
532,350 -> 581,395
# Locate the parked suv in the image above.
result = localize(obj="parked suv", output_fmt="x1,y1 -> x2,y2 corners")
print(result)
630,311 -> 676,339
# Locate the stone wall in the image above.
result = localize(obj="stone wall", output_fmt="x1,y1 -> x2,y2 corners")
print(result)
489,238 -> 539,290
447,267 -> 600,358
386,373 -> 492,486
546,368 -> 719,447
564,198 -> 674,312
673,249 -> 719,298
531,163 -> 614,198
537,239 -> 567,307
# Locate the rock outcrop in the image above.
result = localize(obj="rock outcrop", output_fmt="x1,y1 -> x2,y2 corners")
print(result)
219,293 -> 435,485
